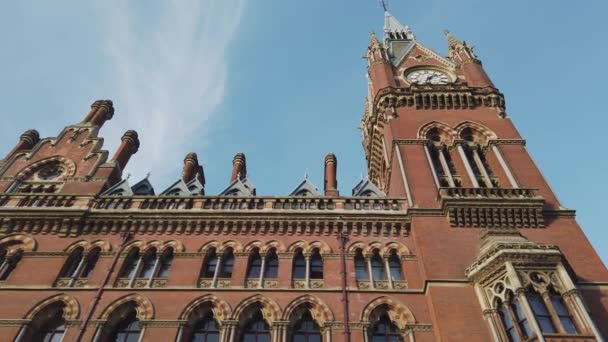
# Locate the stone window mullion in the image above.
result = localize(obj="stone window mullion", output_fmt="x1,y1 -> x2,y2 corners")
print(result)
503,300 -> 526,341
457,144 -> 480,188
540,290 -> 566,334
515,289 -> 545,340
471,147 -> 493,188
128,256 -> 144,287
258,254 -> 267,288
384,256 -> 394,289
146,255 -> 162,288
366,255 -> 375,289
304,253 -> 311,289
438,147 -> 456,187
212,253 -> 223,288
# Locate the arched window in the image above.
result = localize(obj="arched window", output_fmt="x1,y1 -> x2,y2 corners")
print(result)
264,249 -> 279,279
138,248 -> 157,278
549,289 -> 577,334
104,303 -> 141,342
241,311 -> 271,342
119,248 -> 140,278
354,249 -> 368,281
219,248 -> 234,278
247,249 -> 262,279
309,249 -> 323,279
526,288 -> 556,333
0,242 -> 23,281
292,312 -> 321,342
292,249 -> 306,280
497,300 -> 519,342
368,313 -> 403,342
60,247 -> 84,278
424,128 -> 459,188
202,249 -> 218,279
459,127 -> 497,188
21,301 -> 67,342
509,294 -> 532,339
190,313 -> 220,342
80,247 -> 101,278
370,251 -> 386,281
157,248 -> 174,278
387,250 -> 402,281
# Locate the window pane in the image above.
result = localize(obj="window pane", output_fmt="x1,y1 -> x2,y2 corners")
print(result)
158,250 -> 173,278
371,254 -> 385,281
388,253 -> 402,281
125,333 -> 141,342
293,253 -> 306,279
220,252 -> 234,278
310,253 -> 323,279
527,290 -> 556,333
510,298 -> 532,338
81,248 -> 100,278
355,252 -> 367,280
62,248 -> 83,277
247,252 -> 262,278
120,249 -> 140,278
264,253 -> 279,278
203,253 -> 218,278
139,250 -> 157,278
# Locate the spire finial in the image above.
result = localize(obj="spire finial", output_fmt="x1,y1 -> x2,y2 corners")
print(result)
126,173 -> 131,180
145,172 -> 151,179
379,0 -> 389,12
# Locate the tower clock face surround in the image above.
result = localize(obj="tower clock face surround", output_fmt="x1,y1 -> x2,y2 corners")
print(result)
406,69 -> 452,85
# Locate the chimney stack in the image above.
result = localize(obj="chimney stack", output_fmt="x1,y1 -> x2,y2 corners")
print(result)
4,129 -> 40,160
324,153 -> 339,197
111,130 -> 140,172
182,152 -> 201,183
230,153 -> 247,182
84,100 -> 114,127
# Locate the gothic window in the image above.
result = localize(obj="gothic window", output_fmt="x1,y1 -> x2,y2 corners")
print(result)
0,242 -> 23,281
459,127 -> 497,188
247,249 -> 262,279
138,248 -> 157,278
292,249 -> 306,280
509,295 -> 532,339
60,247 -> 84,278
190,314 -> 220,342
371,251 -> 386,281
264,249 -> 279,279
119,248 -> 140,278
202,249 -> 219,279
526,288 -> 556,333
291,312 -> 321,342
241,311 -> 271,342
497,301 -> 519,342
387,250 -> 402,281
219,248 -> 234,278
355,249 -> 368,281
368,312 -> 403,342
104,303 -> 141,342
425,128 -> 460,188
157,248 -> 174,278
57,246 -> 101,284
80,247 -> 100,278
309,249 -> 323,279
496,292 -> 532,342
549,289 -> 577,334
20,301 -> 67,342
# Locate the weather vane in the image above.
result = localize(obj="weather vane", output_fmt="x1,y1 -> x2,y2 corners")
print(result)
379,0 -> 389,11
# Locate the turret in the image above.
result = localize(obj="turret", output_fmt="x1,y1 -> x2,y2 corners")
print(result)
110,130 -> 140,172
324,153 -> 339,197
3,129 -> 40,160
444,30 -> 494,88
230,153 -> 247,182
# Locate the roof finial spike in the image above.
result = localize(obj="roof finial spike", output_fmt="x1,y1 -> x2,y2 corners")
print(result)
379,0 -> 389,12
304,171 -> 309,179
145,172 -> 151,179
126,173 -> 131,180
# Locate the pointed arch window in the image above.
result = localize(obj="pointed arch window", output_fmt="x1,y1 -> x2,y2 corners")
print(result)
157,248 -> 174,278
57,246 -> 101,286
247,249 -> 263,279
80,247 -> 100,278
202,249 -> 219,279
424,128 -> 460,188
496,292 -> 532,342
368,313 -> 403,342
370,251 -> 386,281
387,251 -> 402,281
60,247 -> 84,278
264,249 -> 279,279
497,300 -> 519,342
459,128 -> 497,188
0,243 -> 23,281
18,301 -> 67,342
354,249 -> 368,281
103,304 -> 142,342
119,248 -> 140,279
309,249 -> 323,279
219,248 -> 234,278
138,248 -> 157,278
190,313 -> 220,342
242,311 -> 271,342
118,246 -> 174,287
549,289 -> 577,334
292,249 -> 306,280
292,312 -> 321,342
526,288 -> 556,333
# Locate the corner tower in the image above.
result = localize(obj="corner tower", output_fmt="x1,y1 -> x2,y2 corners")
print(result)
362,10 -> 607,342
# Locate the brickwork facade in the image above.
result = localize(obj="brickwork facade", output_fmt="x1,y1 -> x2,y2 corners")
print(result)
0,11 -> 606,342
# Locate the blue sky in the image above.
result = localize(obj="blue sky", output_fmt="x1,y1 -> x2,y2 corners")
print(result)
0,1 -> 606,264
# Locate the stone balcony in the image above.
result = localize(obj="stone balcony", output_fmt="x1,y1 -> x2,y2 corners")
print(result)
438,187 -> 545,228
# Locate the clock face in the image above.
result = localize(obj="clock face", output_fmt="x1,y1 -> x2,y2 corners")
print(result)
36,164 -> 65,180
406,69 -> 451,85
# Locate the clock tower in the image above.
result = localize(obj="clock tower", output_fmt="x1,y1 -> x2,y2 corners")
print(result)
362,10 -> 608,341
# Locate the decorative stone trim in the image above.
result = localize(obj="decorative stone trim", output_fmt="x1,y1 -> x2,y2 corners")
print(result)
140,320 -> 186,328
87,320 -> 106,327
0,319 -> 29,327
151,278 -> 168,288
310,279 -> 324,289
407,323 -> 433,332
393,280 -> 408,290
174,252 -> 204,258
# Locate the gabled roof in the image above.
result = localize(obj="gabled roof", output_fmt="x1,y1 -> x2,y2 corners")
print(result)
289,177 -> 322,196
220,177 -> 256,196
352,179 -> 386,198
101,177 -> 155,196
383,11 -> 411,36
160,177 -> 205,196
131,178 -> 155,195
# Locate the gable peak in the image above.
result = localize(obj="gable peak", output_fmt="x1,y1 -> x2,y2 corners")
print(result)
383,11 -> 414,42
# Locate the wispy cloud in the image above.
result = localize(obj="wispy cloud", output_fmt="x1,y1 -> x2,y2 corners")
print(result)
100,0 -> 246,185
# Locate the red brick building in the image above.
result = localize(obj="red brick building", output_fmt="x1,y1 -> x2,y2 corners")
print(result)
0,10 -> 606,342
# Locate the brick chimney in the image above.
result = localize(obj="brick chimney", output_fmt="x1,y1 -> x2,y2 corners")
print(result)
111,130 -> 140,172
324,153 -> 339,197
84,100 -> 114,127
4,129 -> 40,160
230,153 -> 247,182
182,152 -> 201,183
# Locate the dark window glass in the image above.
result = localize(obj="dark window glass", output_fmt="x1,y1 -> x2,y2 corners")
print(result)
119,249 -> 140,278
527,289 -> 556,333
138,249 -> 157,278
247,250 -> 262,279
292,312 -> 321,342
202,250 -> 218,278
33,316 -> 66,342
549,291 -> 577,334
61,247 -> 84,278
219,250 -> 234,278
264,251 -> 279,279
510,296 -> 532,339
293,250 -> 306,279
0,251 -> 20,281
110,310 -> 141,342
498,301 -> 519,342
80,247 -> 100,278
371,252 -> 386,281
369,314 -> 402,342
310,251 -> 323,279
242,312 -> 270,342
388,252 -> 402,281
355,250 -> 368,280
192,314 -> 220,342
157,249 -> 173,278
